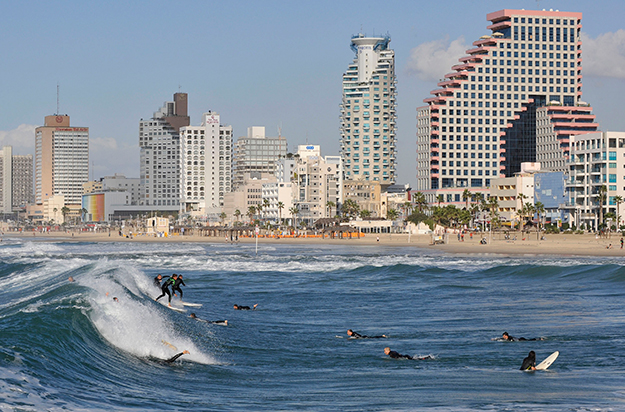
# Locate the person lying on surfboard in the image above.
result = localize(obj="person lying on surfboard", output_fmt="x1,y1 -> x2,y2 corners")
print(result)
520,350 -> 536,370
155,274 -> 177,307
233,304 -> 258,310
189,313 -> 228,325
501,332 -> 544,342
384,347 -> 433,360
347,329 -> 387,339
172,274 -> 186,300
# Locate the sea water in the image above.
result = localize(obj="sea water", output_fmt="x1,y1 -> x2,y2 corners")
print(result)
1,238 -> 624,411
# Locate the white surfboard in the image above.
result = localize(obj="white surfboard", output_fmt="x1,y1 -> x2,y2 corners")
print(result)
535,351 -> 559,370
181,302 -> 202,307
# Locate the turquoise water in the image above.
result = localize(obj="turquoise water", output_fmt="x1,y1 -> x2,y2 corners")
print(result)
1,238 -> 624,411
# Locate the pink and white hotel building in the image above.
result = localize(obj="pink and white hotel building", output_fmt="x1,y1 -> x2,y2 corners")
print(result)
416,9 -> 598,205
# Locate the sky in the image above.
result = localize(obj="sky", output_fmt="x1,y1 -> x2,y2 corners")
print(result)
1,0 -> 625,187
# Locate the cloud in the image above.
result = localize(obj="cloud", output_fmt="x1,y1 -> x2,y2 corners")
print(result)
0,124 -> 37,153
582,30 -> 625,79
406,36 -> 470,82
90,137 -> 119,151
89,137 -> 139,179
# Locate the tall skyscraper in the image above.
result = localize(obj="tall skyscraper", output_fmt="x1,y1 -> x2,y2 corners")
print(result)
139,93 -> 190,209
180,111 -> 233,216
35,115 -> 89,205
416,9 -> 596,204
340,33 -> 397,188
232,126 -> 287,190
11,153 -> 34,211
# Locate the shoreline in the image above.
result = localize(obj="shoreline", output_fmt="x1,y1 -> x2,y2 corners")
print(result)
6,231 -> 625,257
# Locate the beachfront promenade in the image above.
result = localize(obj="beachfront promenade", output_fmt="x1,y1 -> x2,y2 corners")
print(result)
10,230 -> 625,257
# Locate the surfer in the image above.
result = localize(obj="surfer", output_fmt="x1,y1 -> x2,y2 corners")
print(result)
520,350 -> 537,371
501,332 -> 543,341
384,347 -> 433,360
347,329 -> 387,339
165,350 -> 190,364
189,313 -> 228,325
172,274 -> 186,300
233,304 -> 258,310
155,274 -> 177,306
153,274 -> 163,287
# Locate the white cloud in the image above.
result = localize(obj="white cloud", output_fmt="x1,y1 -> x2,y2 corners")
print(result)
582,30 -> 625,79
90,136 -> 119,151
0,124 -> 36,153
89,137 -> 138,179
406,36 -> 470,82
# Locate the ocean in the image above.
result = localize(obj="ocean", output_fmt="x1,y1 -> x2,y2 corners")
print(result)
1,238 -> 624,411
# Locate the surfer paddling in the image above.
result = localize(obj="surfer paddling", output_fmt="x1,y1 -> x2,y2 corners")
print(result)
501,332 -> 544,342
384,347 -> 433,360
233,304 -> 258,310
347,329 -> 387,339
189,313 -> 228,325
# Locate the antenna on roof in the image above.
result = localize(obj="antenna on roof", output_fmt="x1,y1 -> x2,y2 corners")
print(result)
277,122 -> 282,137
56,83 -> 60,115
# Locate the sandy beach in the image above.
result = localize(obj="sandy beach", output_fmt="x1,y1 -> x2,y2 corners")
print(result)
9,230 -> 625,257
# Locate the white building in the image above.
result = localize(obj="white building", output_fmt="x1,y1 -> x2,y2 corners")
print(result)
340,34 -> 397,187
101,174 -> 140,205
180,112 -> 233,217
139,93 -> 189,210
0,146 -> 33,214
232,126 -> 287,190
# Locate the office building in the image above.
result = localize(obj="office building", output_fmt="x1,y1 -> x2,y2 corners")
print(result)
180,112 -> 233,216
340,33 -> 397,187
35,115 -> 89,205
0,147 -> 33,213
139,93 -> 189,210
417,9 -> 590,204
232,126 -> 287,190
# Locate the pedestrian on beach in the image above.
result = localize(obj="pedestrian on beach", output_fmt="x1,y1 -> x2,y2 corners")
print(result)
620,237 -> 623,249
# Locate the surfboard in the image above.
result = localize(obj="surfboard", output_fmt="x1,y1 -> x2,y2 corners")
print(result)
535,351 -> 559,370
166,304 -> 186,313
181,302 -> 202,307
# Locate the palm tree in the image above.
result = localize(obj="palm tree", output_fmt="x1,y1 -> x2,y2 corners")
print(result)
614,195 -> 623,229
413,192 -> 428,213
462,189 -> 472,210
403,201 -> 413,218
437,194 -> 444,207
341,199 -> 360,220
326,201 -> 336,218
219,212 -> 227,226
289,206 -> 299,228
534,201 -> 545,238
256,203 -> 263,221
387,208 -> 399,221
277,201 -> 285,226
61,206 -> 70,224
598,184 -> 608,230
263,199 -> 270,221
234,209 -> 241,223
247,206 -> 256,223
517,193 -> 528,232
360,209 -> 372,219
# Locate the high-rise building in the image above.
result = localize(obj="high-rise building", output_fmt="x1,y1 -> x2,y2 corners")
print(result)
11,153 -> 34,211
139,93 -> 190,210
416,9 -> 593,204
340,33 -> 397,187
35,115 -> 89,205
180,112 -> 233,216
232,126 -> 287,190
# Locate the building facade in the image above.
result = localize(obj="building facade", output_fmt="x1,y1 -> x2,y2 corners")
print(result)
139,93 -> 189,210
340,34 -> 397,187
232,126 -> 287,190
11,153 -> 33,211
101,174 -> 141,206
180,112 -> 233,217
35,115 -> 89,206
417,9 -> 587,204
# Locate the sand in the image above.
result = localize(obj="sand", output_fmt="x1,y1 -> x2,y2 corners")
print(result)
7,230 -> 625,257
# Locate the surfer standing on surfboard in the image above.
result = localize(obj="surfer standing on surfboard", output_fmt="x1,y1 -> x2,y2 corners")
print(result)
520,350 -> 537,370
172,274 -> 186,301
155,274 -> 177,307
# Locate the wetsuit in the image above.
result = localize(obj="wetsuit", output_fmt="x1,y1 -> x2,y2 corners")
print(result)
520,354 -> 536,370
172,277 -> 186,299
387,350 -> 412,360
165,352 -> 187,363
155,277 -> 175,303
234,305 -> 255,310
349,331 -> 386,339
505,335 -> 539,342
153,276 -> 162,288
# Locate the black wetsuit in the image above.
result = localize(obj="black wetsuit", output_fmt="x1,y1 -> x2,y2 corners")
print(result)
520,354 -> 536,370
155,277 -> 175,303
388,350 -> 412,360
165,352 -> 187,363
349,331 -> 386,339
234,305 -> 253,310
153,276 -> 162,288
506,335 -> 539,342
172,277 -> 186,299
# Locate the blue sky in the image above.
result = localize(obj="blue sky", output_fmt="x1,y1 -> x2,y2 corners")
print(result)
1,0 -> 625,186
